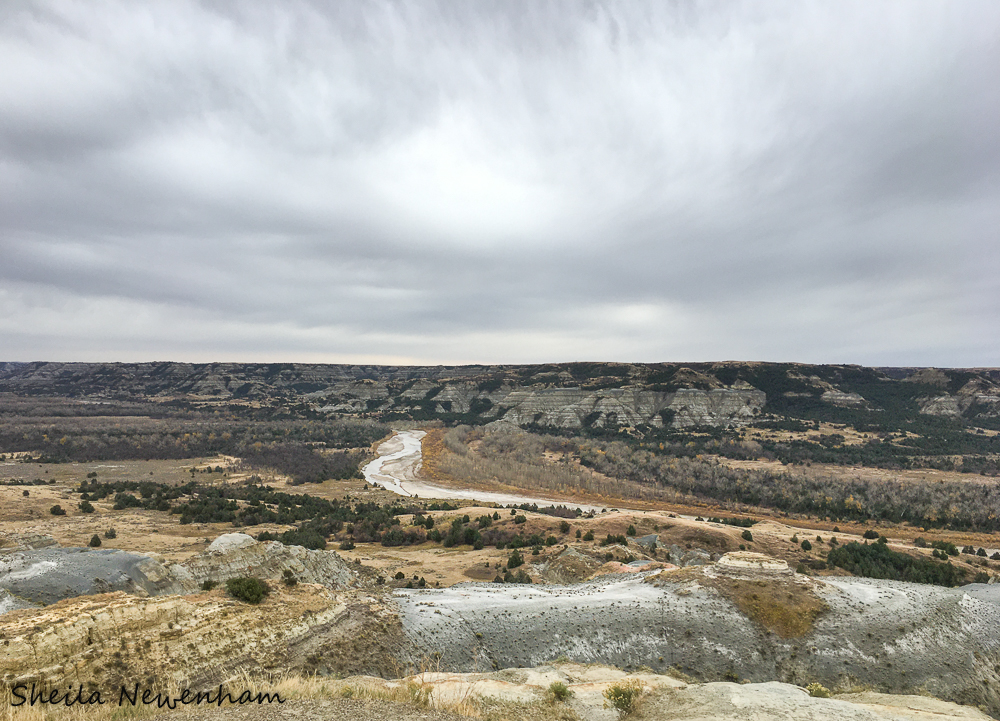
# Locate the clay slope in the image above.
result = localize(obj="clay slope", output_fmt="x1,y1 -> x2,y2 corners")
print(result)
394,567 -> 1000,717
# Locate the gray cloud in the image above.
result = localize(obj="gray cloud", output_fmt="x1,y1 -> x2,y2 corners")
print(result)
1,1 -> 998,365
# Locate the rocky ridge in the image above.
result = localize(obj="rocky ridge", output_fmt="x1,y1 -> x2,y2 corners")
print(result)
393,565 -> 1000,716
0,585 -> 391,691
0,534 -> 358,607
6,361 -> 999,428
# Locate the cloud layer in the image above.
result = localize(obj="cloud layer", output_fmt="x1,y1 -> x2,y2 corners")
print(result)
2,1 -> 998,365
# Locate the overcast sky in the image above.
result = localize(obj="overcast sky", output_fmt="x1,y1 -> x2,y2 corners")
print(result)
2,1 -> 998,366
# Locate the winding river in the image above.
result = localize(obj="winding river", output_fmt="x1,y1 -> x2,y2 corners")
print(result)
362,430 -> 609,512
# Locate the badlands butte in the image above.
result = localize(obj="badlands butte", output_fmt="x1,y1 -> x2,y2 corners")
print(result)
2,361 -> 1000,720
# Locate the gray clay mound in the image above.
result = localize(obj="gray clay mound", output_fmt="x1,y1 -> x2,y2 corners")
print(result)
0,588 -> 40,614
0,547 -> 185,605
0,533 -> 358,611
960,582 -> 1000,607
395,572 -> 1000,717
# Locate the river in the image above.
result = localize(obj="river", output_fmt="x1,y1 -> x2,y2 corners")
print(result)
362,430 -> 611,513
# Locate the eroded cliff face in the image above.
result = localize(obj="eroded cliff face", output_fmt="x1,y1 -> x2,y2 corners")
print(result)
492,386 -> 765,429
5,361 -> 999,428
173,533 -> 358,592
0,585 -> 401,691
0,534 -> 358,607
918,378 -> 1000,419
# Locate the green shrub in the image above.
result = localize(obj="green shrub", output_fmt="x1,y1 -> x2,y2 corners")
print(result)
801,539 -> 812,551
806,682 -> 831,698
829,541 -> 965,586
742,529 -> 753,542
546,536 -> 558,546
514,515 -> 527,525
548,681 -> 573,702
930,540 -> 959,556
583,530 -> 595,541
226,577 -> 271,604
79,500 -> 95,513
279,528 -> 327,550
88,534 -> 101,548
502,569 -> 532,584
603,679 -> 643,717
863,529 -> 880,540
626,524 -> 637,536
104,527 -> 117,539
282,569 -> 298,587
201,579 -> 218,591
507,550 -> 524,569
50,505 -> 66,516
339,540 -> 355,550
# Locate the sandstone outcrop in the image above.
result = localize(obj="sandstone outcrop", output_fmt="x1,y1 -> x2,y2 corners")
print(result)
821,389 -> 866,407
715,551 -> 791,576
0,534 -> 358,608
0,585 -> 400,690
324,662 -> 994,721
634,682 -> 993,721
174,533 -> 357,591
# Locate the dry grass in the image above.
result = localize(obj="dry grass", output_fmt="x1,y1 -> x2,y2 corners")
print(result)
646,567 -> 827,638
705,576 -> 827,638
0,670 -> 484,721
